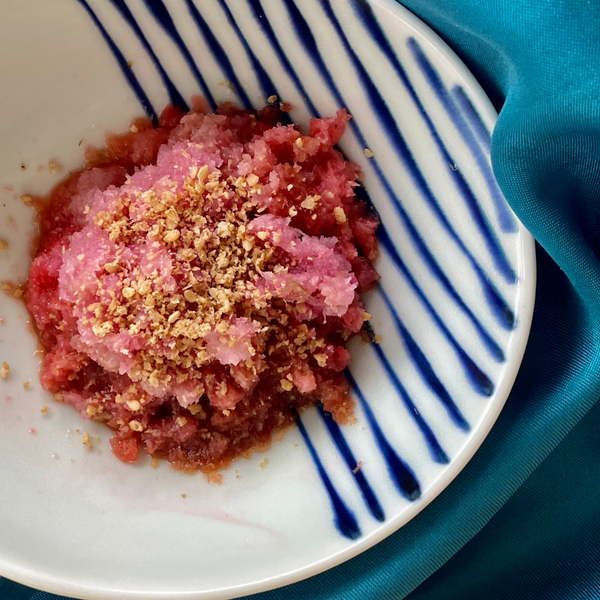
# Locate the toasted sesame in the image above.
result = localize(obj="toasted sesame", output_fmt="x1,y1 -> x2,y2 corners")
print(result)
130,124 -> 139,134
197,164 -> 210,182
126,399 -> 141,411
40,405 -> 49,414
333,206 -> 347,223
363,148 -> 374,158
104,262 -> 120,273
129,420 -> 144,432
267,95 -> 278,104
23,381 -> 30,389
82,432 -> 93,450
0,362 -> 9,380
0,239 -> 9,252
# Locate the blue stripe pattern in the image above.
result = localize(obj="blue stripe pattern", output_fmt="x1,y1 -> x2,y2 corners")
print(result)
407,37 -> 516,233
72,0 -> 523,540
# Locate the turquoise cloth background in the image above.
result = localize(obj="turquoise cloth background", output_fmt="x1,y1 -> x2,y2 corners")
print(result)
3,0 -> 599,598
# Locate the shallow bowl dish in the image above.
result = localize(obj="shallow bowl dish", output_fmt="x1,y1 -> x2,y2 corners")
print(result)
0,1 -> 535,599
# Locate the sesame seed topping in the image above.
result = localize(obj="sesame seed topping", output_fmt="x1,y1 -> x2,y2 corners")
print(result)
0,362 -> 9,380
333,206 -> 347,223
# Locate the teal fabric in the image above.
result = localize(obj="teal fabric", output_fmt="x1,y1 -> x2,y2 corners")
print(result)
4,0 -> 600,599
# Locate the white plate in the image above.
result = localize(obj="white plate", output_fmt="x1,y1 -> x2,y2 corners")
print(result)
0,1 -> 535,598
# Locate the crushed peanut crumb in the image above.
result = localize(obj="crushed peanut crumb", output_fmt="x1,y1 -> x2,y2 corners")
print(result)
23,381 -> 31,389
267,95 -> 278,104
49,160 -> 63,174
352,460 -> 364,474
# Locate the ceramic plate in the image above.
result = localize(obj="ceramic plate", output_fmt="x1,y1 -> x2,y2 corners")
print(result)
0,0 -> 535,598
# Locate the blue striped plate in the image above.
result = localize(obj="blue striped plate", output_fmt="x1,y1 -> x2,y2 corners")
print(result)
0,0 -> 535,598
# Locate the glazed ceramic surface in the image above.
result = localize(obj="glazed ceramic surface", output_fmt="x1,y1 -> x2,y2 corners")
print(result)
0,1 -> 535,598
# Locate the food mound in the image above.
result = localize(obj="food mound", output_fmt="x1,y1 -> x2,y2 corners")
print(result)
26,102 -> 380,472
